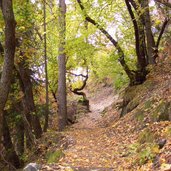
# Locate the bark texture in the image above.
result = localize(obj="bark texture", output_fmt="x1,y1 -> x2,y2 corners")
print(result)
15,118 -> 24,157
125,0 -> 147,70
2,112 -> 20,168
17,59 -> 42,138
141,0 -> 156,64
0,0 -> 16,149
57,0 -> 67,131
43,0 -> 49,132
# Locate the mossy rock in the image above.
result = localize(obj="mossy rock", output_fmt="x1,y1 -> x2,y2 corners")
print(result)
158,102 -> 171,121
121,85 -> 146,116
121,97 -> 140,117
127,97 -> 140,111
123,86 -> 139,103
152,101 -> 171,122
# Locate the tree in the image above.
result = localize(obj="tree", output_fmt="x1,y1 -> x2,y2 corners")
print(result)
0,0 -> 16,149
77,0 -> 169,85
128,0 -> 169,62
43,0 -> 49,132
77,0 -> 146,85
17,57 -> 42,138
57,0 -> 67,131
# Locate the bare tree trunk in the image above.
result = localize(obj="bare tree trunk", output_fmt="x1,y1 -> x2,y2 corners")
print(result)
18,59 -> 42,138
19,58 -> 42,138
21,100 -> 36,147
0,0 -> 16,149
126,0 -> 147,70
2,112 -> 21,169
13,99 -> 36,147
43,0 -> 49,132
15,119 -> 24,157
141,0 -> 156,64
57,0 -> 67,131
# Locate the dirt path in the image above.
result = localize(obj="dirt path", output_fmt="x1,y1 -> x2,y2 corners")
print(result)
38,86 -> 142,171
72,87 -> 118,129
56,87 -> 128,170
40,87 -> 135,171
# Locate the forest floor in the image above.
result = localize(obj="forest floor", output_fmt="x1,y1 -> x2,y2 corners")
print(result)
27,60 -> 171,171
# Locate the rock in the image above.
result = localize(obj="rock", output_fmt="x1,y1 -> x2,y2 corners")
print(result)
23,163 -> 41,171
158,139 -> 167,149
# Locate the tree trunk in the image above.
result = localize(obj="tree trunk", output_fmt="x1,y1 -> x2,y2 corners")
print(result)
0,0 -> 16,149
141,0 -> 156,64
15,119 -> 24,157
43,0 -> 49,132
13,99 -> 36,148
2,112 -> 21,169
57,0 -> 67,131
126,0 -> 147,70
17,61 -> 42,139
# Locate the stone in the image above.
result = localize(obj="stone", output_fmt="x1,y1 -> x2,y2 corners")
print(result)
23,163 -> 40,171
158,139 -> 167,149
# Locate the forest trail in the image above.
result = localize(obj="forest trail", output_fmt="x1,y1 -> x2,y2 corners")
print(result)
41,87 -> 134,171
34,86 -> 135,171
71,87 -> 118,129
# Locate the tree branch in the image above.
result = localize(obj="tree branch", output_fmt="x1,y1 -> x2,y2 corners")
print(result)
0,41 -> 4,56
34,27 -> 43,41
77,0 -> 134,81
156,18 -> 170,48
125,0 -> 141,62
71,67 -> 89,92
67,71 -> 87,78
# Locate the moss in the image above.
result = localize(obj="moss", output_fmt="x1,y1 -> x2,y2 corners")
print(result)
151,112 -> 159,122
138,144 -> 159,165
138,128 -> 155,144
158,102 -> 171,121
121,85 -> 145,116
164,126 -> 171,137
144,99 -> 154,110
129,142 -> 159,165
46,149 -> 64,163
151,101 -> 171,121
144,80 -> 156,90
135,109 -> 144,122
124,86 -> 139,102
127,97 -> 140,111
